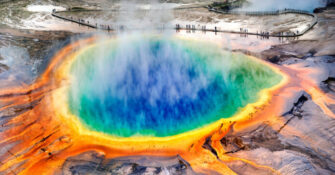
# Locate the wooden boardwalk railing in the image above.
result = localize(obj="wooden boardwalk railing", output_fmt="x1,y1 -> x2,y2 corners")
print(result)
207,8 -> 318,37
209,8 -> 313,16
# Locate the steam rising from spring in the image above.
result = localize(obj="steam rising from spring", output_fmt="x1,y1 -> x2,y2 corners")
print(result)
67,36 -> 282,137
113,0 -> 174,33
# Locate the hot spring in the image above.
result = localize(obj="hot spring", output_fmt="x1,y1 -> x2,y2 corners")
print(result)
64,35 -> 282,137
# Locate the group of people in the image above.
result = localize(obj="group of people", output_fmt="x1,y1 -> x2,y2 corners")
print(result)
281,30 -> 299,36
99,24 -> 112,30
258,31 -> 270,36
70,16 -> 115,31
185,24 -> 196,30
240,28 -> 248,33
175,24 -> 218,32
175,24 -> 201,31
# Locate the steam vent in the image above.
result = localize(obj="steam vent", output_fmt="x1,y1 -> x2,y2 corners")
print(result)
0,0 -> 335,175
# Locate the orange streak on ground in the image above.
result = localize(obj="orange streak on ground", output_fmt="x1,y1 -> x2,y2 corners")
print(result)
285,63 -> 335,119
182,149 -> 238,175
210,124 -> 281,175
1,35 -> 333,175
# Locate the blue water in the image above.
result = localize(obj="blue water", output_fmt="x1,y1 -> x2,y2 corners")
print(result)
68,37 -> 282,137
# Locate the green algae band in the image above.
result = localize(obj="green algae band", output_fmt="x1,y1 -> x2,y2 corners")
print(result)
68,36 -> 282,137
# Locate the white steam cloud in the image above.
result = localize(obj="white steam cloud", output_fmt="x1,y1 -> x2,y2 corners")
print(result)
113,0 -> 174,33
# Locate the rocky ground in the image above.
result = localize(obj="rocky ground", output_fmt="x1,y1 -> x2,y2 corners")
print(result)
59,152 -> 198,175
0,1 -> 335,175
223,56 -> 335,174
221,4 -> 335,175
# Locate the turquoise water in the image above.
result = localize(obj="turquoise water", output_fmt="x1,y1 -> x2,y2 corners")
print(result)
68,36 -> 282,137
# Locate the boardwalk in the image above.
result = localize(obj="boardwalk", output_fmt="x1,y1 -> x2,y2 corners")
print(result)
208,8 -> 318,37
51,7 -> 318,37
